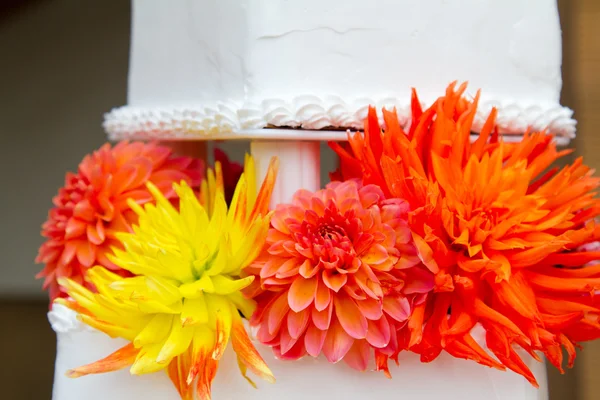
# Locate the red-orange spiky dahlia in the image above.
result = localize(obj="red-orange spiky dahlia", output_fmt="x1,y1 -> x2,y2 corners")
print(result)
330,82 -> 600,385
246,180 -> 434,373
36,141 -> 203,302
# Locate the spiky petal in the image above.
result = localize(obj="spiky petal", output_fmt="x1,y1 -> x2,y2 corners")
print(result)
57,155 -> 279,400
331,82 -> 600,385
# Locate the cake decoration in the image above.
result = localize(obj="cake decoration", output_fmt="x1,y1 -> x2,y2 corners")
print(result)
36,141 -> 203,302
330,82 -> 600,386
54,155 -> 278,399
246,180 -> 434,373
40,82 -> 600,399
103,97 -> 576,142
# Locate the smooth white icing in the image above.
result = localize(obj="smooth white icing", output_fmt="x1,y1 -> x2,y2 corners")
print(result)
103,0 -> 575,140
50,303 -> 549,400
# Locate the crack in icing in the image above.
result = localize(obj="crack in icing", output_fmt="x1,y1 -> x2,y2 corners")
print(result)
103,96 -> 576,141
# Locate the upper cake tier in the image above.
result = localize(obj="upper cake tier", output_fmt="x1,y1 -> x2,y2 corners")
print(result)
104,0 -> 575,140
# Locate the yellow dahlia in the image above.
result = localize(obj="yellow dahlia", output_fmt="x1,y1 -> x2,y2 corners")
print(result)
57,155 -> 279,400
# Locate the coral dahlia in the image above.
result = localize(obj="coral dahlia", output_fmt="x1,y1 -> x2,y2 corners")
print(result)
330,82 -> 600,385
36,141 -> 203,302
246,180 -> 434,373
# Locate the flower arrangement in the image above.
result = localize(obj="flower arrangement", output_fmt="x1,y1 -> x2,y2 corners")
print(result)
40,83 -> 600,399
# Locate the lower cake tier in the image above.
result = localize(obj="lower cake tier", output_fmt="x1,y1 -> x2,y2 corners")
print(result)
50,304 -> 548,400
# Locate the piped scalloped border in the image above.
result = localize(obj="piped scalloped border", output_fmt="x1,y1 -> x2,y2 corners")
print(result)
103,96 -> 576,141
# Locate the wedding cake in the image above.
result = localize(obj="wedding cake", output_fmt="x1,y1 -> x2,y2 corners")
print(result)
38,1 -> 600,400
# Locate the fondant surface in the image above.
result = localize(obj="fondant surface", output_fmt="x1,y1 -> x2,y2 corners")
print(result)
103,0 -> 574,140
50,304 -> 549,400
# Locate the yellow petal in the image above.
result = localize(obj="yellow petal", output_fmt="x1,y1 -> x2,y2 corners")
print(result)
205,295 -> 233,360
181,295 -> 209,326
134,314 -> 173,348
130,342 -> 164,375
212,275 -> 254,295
179,274 -> 215,298
157,319 -> 195,364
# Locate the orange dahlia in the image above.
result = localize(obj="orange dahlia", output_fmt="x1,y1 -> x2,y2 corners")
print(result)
246,180 -> 434,373
330,82 -> 600,385
36,141 -> 203,302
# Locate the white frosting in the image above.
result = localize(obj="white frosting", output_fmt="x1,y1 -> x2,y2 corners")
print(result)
104,98 -> 575,141
103,0 -> 575,140
50,304 -> 549,400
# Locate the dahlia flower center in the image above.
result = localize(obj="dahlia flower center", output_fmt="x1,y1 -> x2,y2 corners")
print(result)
317,223 -> 347,242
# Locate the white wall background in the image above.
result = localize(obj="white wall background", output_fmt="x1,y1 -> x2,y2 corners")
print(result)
0,0 -> 336,297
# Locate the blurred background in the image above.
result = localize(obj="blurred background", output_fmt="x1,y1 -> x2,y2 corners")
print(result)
0,0 -> 598,399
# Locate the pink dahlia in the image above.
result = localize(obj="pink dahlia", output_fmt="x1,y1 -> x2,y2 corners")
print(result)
36,141 -> 203,302
247,180 -> 434,373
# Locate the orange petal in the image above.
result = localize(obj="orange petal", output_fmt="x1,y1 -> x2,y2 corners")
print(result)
231,317 -> 275,384
334,294 -> 368,340
314,278 -> 331,312
322,269 -> 347,292
67,343 -> 139,378
322,319 -> 354,363
288,276 -> 318,312
312,302 -> 333,330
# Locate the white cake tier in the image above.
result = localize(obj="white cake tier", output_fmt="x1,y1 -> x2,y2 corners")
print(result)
50,303 -> 548,400
103,0 -> 575,140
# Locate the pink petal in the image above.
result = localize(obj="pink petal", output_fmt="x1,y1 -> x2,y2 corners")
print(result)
322,269 -> 347,292
279,324 -> 298,355
383,297 -> 411,322
343,340 -> 370,371
312,302 -> 333,330
314,279 -> 331,312
287,309 -> 310,339
322,320 -> 354,363
365,316 -> 391,348
334,294 -> 368,340
356,297 -> 383,320
304,325 -> 327,357
288,276 -> 318,312
268,293 -> 290,335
